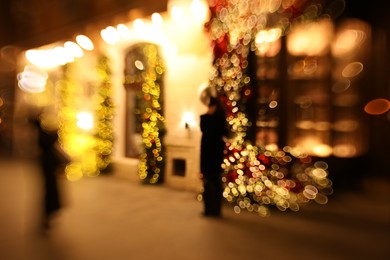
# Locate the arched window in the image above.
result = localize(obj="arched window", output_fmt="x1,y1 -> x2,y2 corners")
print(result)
123,43 -> 165,159
123,42 -> 166,184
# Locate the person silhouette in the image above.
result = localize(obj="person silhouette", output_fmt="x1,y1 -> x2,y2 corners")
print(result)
32,115 -> 63,230
200,96 -> 227,217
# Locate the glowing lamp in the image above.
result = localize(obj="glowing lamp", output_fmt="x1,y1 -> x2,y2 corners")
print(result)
76,112 -> 94,130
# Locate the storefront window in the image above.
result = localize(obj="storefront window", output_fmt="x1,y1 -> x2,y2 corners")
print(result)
123,42 -> 165,162
250,18 -> 370,158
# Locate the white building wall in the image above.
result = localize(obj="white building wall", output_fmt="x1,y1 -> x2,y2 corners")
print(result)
106,6 -> 212,192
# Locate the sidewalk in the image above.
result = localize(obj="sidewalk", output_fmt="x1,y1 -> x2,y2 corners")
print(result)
1,158 -> 389,260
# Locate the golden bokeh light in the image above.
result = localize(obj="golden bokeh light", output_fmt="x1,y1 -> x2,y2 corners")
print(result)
64,41 -> 84,58
76,35 -> 94,51
151,13 -> 163,28
76,111 -> 94,130
116,24 -> 131,39
342,61 -> 363,78
332,29 -> 366,57
101,26 -> 120,45
190,0 -> 209,23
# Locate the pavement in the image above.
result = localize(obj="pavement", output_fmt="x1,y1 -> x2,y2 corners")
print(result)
0,158 -> 389,260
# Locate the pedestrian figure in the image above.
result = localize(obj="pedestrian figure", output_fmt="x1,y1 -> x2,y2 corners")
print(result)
200,96 -> 227,217
32,115 -> 64,230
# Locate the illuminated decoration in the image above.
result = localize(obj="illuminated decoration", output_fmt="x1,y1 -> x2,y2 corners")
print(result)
58,55 -> 114,180
17,65 -> 48,93
25,40 -> 86,68
101,26 -> 120,45
151,13 -> 163,28
117,24 -> 131,40
191,0 -> 209,23
205,0 -> 333,216
133,19 -> 147,33
182,112 -> 196,129
76,111 -> 94,130
59,62 -> 92,181
64,41 -> 84,58
124,44 -> 166,184
287,19 -> 333,56
76,35 -> 94,51
94,55 -> 115,172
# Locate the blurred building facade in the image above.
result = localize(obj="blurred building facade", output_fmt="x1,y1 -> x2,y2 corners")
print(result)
0,0 -> 389,190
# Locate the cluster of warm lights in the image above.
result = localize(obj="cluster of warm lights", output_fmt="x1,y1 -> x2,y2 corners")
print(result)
99,0 -> 209,48
100,12 -> 168,46
18,0 -> 208,181
21,0 -> 209,67
222,145 -> 332,216
18,35 -> 93,93
58,63 -> 92,181
93,56 -> 115,172
136,44 -> 166,184
329,19 -> 371,157
21,0 -> 210,60
25,35 -> 93,69
18,0 -> 208,95
206,0 -> 334,215
57,56 -> 114,180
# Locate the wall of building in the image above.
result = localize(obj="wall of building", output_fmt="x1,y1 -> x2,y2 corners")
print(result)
100,4 -> 211,191
12,1 -> 211,192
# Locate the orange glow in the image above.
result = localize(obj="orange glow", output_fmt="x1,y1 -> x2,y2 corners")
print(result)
332,29 -> 366,57
332,19 -> 369,59
333,144 -> 357,157
287,19 -> 333,56
342,62 -> 363,78
364,98 -> 390,115
255,29 -> 282,57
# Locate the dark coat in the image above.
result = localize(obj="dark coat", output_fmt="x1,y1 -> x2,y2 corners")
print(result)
36,122 -> 62,217
200,110 -> 227,175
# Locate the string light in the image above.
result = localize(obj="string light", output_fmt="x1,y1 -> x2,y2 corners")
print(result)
124,44 -> 166,184
206,0 -> 333,216
58,55 -> 114,180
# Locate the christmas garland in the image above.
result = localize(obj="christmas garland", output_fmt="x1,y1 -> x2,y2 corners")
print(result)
94,55 -> 114,172
205,0 -> 333,216
58,54 -> 114,180
134,44 -> 166,184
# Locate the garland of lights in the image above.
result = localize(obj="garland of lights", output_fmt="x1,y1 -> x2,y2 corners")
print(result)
58,55 -> 114,180
206,0 -> 333,216
59,62 -> 89,181
94,55 -> 114,172
134,44 -> 166,184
